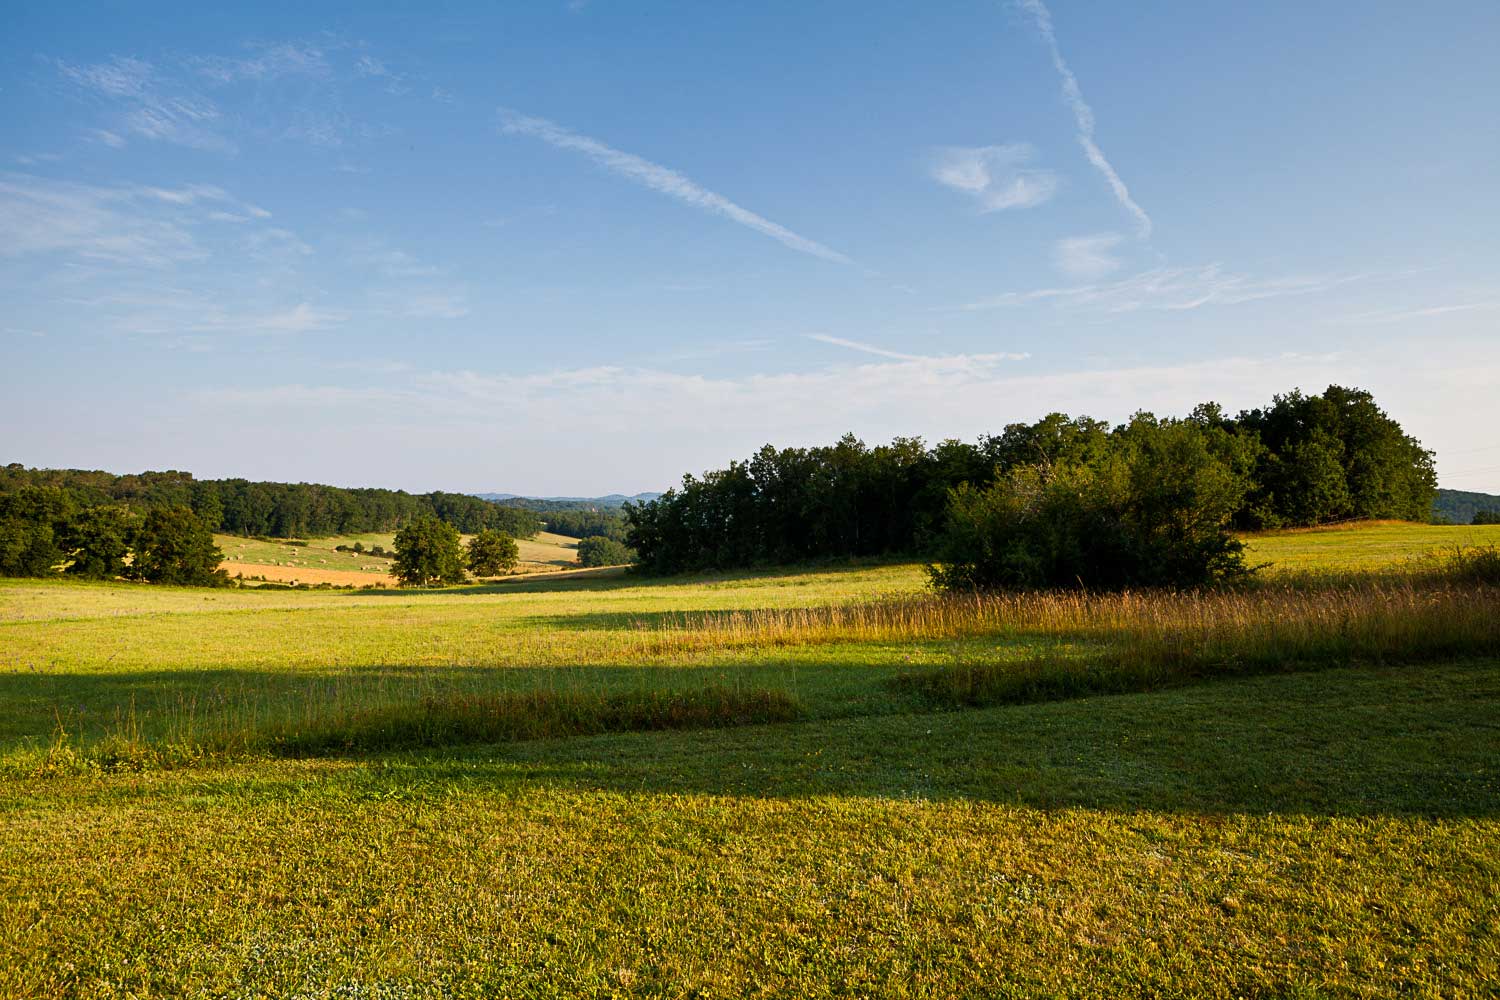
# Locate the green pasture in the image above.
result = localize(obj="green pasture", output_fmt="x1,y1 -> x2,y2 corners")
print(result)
0,522 -> 1497,997
1241,520 -> 1500,572
2,662 -> 1495,997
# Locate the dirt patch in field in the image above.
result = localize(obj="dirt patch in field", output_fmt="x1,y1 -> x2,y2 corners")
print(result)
225,562 -> 396,587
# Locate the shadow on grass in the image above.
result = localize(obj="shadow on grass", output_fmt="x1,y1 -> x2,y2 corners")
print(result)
340,559 -> 916,598
377,661 -> 1500,818
11,660 -> 1497,819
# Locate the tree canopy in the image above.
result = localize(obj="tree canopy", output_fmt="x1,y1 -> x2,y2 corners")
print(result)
393,518 -> 466,587
129,506 -> 228,587
0,464 -> 539,540
466,530 -> 520,577
625,385 -> 1438,578
576,535 -> 635,568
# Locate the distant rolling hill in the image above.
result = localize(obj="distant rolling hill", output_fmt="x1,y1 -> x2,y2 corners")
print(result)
475,492 -> 663,511
1434,488 -> 1500,524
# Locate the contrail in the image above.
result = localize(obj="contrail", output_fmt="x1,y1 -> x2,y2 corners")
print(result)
499,109 -> 853,265
1017,0 -> 1153,239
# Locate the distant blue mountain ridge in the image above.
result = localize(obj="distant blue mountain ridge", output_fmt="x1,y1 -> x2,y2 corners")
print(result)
474,492 -> 663,509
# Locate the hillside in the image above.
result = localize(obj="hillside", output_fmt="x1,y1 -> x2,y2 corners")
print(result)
477,492 -> 663,511
1435,487 -> 1500,524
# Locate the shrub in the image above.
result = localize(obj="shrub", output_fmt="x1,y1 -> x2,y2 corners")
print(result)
929,421 -> 1249,591
1441,544 -> 1500,585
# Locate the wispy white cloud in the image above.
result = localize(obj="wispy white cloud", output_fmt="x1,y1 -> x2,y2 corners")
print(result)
58,55 -> 154,99
58,41 -> 412,154
362,246 -> 440,278
1017,0 -> 1152,239
809,333 -> 1029,364
194,352 -> 1374,469
58,55 -> 233,153
116,295 -> 348,339
1053,232 -> 1123,279
809,333 -> 924,361
928,143 -> 1059,212
396,291 -> 470,319
107,342 -> 1494,494
498,108 -> 853,265
0,174 -> 200,266
348,239 -> 470,319
958,264 -> 1364,313
254,302 -> 347,333
191,42 -> 331,84
352,53 -> 410,95
1337,300 -> 1500,325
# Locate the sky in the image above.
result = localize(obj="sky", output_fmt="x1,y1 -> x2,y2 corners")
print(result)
3,1 -> 1498,496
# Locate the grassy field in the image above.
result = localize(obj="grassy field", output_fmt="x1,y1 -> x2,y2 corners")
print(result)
218,530 -> 584,586
1241,520 -> 1500,572
1,522 -> 1497,996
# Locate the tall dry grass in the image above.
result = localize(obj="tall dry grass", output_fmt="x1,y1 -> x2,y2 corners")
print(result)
629,572 -> 1500,706
634,580 -> 1496,655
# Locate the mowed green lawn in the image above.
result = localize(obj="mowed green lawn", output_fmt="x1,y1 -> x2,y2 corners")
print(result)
1,524 -> 1497,997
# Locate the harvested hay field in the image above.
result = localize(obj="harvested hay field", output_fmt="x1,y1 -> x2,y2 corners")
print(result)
227,562 -> 396,587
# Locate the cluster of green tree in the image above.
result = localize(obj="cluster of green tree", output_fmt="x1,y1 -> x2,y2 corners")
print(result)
542,509 -> 630,542
391,522 -> 520,586
625,386 -> 1437,580
0,465 -> 540,540
1432,488 -> 1500,525
576,536 -> 636,567
0,488 -> 226,585
1475,509 -> 1500,525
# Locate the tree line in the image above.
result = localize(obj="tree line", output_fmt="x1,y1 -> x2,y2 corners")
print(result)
625,385 -> 1438,585
0,465 -> 540,539
542,509 -> 631,543
0,490 -> 228,585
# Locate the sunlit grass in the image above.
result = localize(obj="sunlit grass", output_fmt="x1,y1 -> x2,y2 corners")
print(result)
1241,518 -> 1500,572
3,662 -> 1496,998
2,524 -> 1499,995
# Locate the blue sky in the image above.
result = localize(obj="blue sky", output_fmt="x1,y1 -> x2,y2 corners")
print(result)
4,1 -> 1498,495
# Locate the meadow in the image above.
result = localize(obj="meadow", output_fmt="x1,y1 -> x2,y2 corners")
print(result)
1,522 -> 1497,997
217,529 -> 584,586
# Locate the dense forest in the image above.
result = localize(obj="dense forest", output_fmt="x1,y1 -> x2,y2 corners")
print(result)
625,385 -> 1439,576
0,465 -> 540,539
